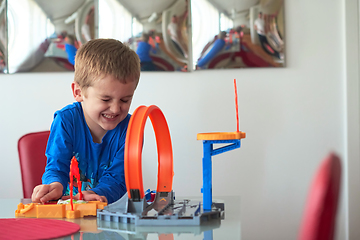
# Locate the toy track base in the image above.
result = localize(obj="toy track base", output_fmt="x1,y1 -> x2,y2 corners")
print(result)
97,193 -> 224,226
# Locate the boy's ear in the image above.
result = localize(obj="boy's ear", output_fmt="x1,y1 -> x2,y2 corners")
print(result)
71,82 -> 83,102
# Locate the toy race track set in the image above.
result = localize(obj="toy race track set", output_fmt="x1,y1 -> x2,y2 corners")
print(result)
15,79 -> 246,229
97,79 -> 245,225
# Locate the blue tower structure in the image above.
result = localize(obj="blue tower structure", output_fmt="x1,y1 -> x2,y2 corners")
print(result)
197,132 -> 246,211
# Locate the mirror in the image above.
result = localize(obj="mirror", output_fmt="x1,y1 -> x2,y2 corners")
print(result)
98,0 -> 190,72
191,0 -> 285,70
7,0 -> 95,73
4,0 -> 286,73
0,0 -> 7,73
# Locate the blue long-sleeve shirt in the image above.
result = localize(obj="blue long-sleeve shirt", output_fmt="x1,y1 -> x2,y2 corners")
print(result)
136,41 -> 155,62
197,39 -> 225,67
65,43 -> 77,65
42,102 -> 129,203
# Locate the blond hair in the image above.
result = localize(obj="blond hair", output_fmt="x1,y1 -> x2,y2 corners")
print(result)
74,38 -> 140,91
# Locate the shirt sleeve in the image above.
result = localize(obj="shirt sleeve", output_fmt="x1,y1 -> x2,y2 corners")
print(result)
91,143 -> 127,204
197,39 -> 225,67
42,112 -> 74,195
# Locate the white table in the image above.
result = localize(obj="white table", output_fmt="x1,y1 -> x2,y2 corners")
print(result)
1,196 -> 241,239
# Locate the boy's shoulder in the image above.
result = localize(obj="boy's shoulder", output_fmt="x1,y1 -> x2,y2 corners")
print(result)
54,102 -> 82,119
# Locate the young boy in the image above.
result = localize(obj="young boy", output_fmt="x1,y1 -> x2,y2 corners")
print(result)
31,39 -> 140,204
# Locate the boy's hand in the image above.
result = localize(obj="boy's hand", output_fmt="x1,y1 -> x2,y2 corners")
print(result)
32,182 -> 63,203
62,190 -> 107,203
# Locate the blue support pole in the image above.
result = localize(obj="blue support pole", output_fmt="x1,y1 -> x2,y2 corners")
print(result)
201,139 -> 241,211
202,141 -> 213,211
203,230 -> 213,240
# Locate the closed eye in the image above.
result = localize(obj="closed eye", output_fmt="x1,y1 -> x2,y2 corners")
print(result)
121,97 -> 132,103
102,99 -> 110,102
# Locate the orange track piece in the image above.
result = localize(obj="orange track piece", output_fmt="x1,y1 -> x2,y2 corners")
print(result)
15,201 -> 107,219
197,131 -> 246,140
125,105 -> 174,200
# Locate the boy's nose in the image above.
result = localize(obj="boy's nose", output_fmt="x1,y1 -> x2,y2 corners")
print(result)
110,102 -> 121,113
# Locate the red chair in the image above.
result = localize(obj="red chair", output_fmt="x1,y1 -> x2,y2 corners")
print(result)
298,152 -> 342,240
18,131 -> 50,198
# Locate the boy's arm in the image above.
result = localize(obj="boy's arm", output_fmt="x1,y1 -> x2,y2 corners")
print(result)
90,148 -> 127,204
42,113 -> 74,196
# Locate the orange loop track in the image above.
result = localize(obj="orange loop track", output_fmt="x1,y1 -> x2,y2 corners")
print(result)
125,105 -> 174,200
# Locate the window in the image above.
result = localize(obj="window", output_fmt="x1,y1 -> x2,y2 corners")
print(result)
191,0 -> 220,67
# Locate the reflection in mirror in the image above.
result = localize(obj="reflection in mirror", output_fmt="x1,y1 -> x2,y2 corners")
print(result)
98,0 -> 190,72
191,0 -> 285,70
7,0 -> 95,73
0,0 -> 7,73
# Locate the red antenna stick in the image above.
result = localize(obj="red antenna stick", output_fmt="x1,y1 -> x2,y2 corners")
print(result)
234,79 -> 239,132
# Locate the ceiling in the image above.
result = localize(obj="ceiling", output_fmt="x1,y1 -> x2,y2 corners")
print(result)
32,0 -> 270,22
123,0 -> 260,19
34,0 -> 86,20
117,0 -> 176,20
209,0 -> 259,15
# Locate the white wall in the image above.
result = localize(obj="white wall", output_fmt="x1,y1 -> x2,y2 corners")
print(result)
344,0 -> 360,239
0,0 -> 356,239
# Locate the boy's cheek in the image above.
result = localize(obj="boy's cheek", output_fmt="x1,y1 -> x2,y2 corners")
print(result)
123,103 -> 132,112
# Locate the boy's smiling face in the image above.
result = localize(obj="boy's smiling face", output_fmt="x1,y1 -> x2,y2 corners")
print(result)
72,75 -> 137,143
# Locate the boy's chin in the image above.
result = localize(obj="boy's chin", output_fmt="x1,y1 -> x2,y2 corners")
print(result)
100,116 -> 125,130
102,124 -> 118,131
